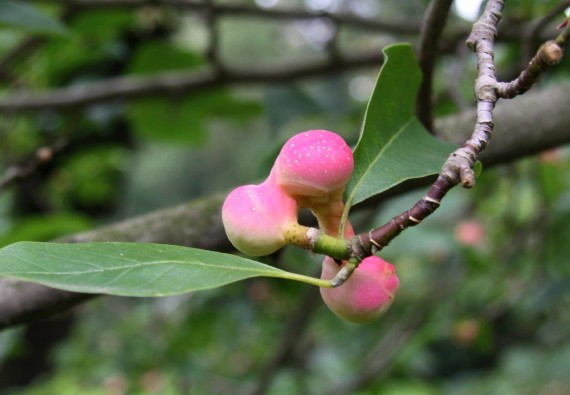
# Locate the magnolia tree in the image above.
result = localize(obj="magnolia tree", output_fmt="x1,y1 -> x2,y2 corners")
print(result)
0,0 -> 570,394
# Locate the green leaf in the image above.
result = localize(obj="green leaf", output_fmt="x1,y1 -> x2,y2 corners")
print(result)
0,1 -> 66,34
0,242 -> 329,296
342,44 -> 454,223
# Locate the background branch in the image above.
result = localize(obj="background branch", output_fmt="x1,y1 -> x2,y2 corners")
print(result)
45,0 -> 422,35
1,2 -> 557,113
0,52 -> 384,112
416,0 -> 454,132
523,0 -> 570,62
0,140 -> 67,193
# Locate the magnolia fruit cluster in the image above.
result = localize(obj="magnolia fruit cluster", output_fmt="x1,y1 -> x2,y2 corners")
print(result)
222,130 -> 399,323
222,130 -> 353,255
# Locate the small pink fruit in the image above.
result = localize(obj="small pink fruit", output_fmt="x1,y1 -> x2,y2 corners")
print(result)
222,179 -> 298,256
320,256 -> 400,323
273,130 -> 354,198
454,220 -> 485,246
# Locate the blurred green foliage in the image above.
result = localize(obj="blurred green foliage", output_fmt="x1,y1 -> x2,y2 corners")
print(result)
0,0 -> 569,394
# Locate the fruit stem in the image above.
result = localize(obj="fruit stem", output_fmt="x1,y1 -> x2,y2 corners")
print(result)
267,271 -> 334,288
313,233 -> 351,260
284,223 -> 351,261
330,257 -> 360,287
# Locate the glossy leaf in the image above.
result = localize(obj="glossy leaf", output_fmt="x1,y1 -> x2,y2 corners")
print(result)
0,242 -> 328,296
343,44 -> 454,211
0,1 -> 66,34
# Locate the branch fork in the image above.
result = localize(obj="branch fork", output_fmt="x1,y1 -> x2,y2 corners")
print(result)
297,0 -> 570,287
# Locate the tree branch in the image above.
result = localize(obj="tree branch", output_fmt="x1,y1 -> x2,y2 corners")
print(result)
1,81 -> 570,330
0,52 -> 384,112
333,1 -> 508,278
416,0 -> 454,132
498,26 -> 567,98
45,0 -> 421,35
347,0 -> 569,266
522,0 -> 570,62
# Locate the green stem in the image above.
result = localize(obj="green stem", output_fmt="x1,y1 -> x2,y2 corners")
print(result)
284,223 -> 351,260
313,232 -> 351,260
267,271 -> 333,288
331,257 -> 359,287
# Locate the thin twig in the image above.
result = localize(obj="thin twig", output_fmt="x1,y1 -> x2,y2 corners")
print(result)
0,140 -> 67,193
522,0 -> 570,62
416,0 -> 454,132
499,24 -> 568,98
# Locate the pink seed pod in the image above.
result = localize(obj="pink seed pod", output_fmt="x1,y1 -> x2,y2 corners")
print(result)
273,130 -> 354,198
222,180 -> 298,256
320,256 -> 400,323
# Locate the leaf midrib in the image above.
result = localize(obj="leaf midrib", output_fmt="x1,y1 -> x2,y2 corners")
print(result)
0,254 -> 283,277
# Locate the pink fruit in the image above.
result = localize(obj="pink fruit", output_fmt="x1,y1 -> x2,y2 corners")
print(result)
320,256 -> 400,323
454,220 -> 485,246
222,179 -> 298,256
273,130 -> 354,198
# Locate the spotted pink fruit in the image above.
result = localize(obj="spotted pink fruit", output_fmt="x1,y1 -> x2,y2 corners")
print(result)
222,178 -> 298,256
273,130 -> 354,198
320,256 -> 400,323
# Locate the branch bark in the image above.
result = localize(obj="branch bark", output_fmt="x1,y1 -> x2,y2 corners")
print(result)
0,52 -> 384,112
1,82 -> 570,331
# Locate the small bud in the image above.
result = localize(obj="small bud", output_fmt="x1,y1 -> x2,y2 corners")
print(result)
541,41 -> 563,65
222,180 -> 298,256
320,256 -> 399,323
273,130 -> 354,198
